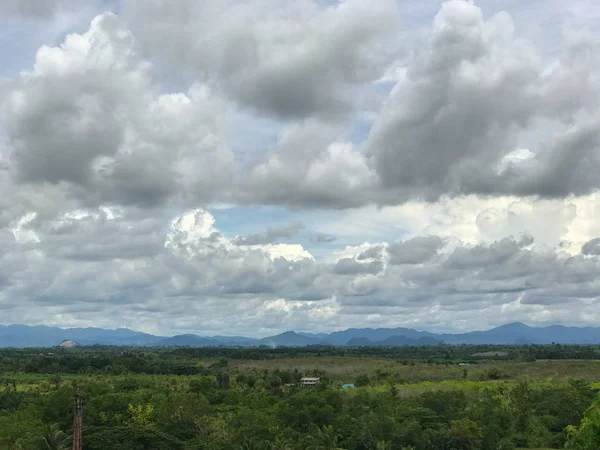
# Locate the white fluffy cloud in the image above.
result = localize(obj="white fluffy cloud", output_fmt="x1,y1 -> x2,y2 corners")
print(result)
237,121 -> 378,208
3,13 -> 233,210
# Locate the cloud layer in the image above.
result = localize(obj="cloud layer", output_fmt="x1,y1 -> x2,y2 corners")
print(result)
2,0 -> 600,334
3,206 -> 600,335
5,0 -> 600,211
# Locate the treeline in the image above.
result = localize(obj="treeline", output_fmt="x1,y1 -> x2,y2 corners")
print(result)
0,349 -> 206,375
170,343 -> 600,361
1,344 -> 599,375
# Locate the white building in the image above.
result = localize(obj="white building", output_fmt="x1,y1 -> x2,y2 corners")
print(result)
299,377 -> 320,387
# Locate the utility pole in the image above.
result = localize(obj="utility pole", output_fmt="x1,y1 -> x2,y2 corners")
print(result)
72,389 -> 82,450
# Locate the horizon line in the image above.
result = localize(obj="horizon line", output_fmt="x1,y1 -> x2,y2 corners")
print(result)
0,320 -> 595,339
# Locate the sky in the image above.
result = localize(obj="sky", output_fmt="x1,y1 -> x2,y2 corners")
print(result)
2,0 -> 600,337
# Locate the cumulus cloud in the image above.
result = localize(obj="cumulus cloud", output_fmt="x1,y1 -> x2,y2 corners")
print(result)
122,0 -> 399,119
5,0 -> 600,214
367,0 -> 535,200
366,0 -> 600,203
3,13 -> 233,210
1,205 -> 600,334
237,121 -> 378,208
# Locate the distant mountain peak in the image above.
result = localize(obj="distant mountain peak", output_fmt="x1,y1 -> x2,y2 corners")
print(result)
500,321 -> 529,328
277,331 -> 300,336
492,322 -> 531,331
2,322 -> 600,348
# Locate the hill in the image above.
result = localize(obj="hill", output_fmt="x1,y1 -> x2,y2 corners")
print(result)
3,322 -> 600,348
258,331 -> 322,347
155,334 -> 219,347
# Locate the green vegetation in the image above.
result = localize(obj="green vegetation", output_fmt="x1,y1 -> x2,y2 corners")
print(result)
1,345 -> 600,449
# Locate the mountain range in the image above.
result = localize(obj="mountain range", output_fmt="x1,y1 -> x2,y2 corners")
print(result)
2,322 -> 600,348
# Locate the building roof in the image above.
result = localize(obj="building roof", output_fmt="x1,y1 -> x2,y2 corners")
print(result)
300,377 -> 320,381
341,383 -> 355,388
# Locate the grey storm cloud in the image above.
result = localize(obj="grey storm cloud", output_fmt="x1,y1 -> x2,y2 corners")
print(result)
582,238 -> 600,256
233,221 -> 305,246
445,234 -> 534,270
365,0 -> 535,202
315,233 -> 337,243
362,0 -> 600,204
357,245 -> 383,260
333,257 -> 383,275
122,0 -> 399,120
20,210 -> 165,261
388,236 -> 444,265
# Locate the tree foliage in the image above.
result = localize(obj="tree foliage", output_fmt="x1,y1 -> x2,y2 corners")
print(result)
0,346 -> 599,449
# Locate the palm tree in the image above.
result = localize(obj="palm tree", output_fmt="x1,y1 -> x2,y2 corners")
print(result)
239,437 -> 269,450
265,436 -> 293,450
37,424 -> 70,450
375,442 -> 392,450
11,438 -> 28,450
305,425 -> 346,450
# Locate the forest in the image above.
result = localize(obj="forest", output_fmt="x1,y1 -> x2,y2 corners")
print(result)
1,345 -> 600,449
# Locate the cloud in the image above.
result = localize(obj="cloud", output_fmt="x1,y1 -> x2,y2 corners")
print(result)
1,205 -> 600,335
238,121 -> 378,208
366,0 -> 540,201
333,257 -> 383,275
315,233 -> 337,243
388,236 -> 444,265
364,0 -> 600,204
2,13 -> 233,210
0,0 -> 67,18
6,13 -> 138,186
122,0 -> 399,120
444,234 -> 533,270
5,1 -> 600,216
233,221 -> 305,246
582,238 -> 600,256
357,245 -> 383,260
16,208 -> 165,261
